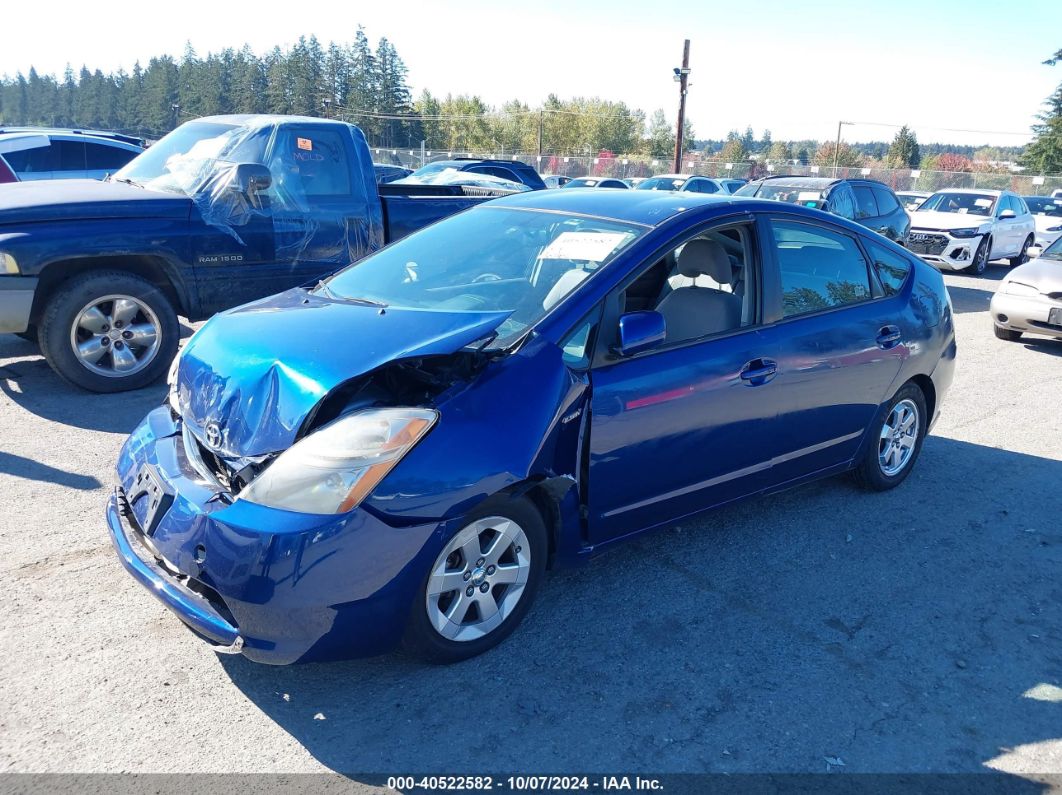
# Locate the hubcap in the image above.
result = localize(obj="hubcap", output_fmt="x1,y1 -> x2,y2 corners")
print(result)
426,516 -> 531,642
69,295 -> 161,378
878,398 -> 919,477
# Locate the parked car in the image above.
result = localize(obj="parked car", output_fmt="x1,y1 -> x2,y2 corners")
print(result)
404,158 -> 546,190
0,128 -> 143,181
621,177 -> 646,189
719,178 -> 748,194
543,175 -> 571,189
372,163 -> 412,184
561,176 -> 628,189
0,115 -> 516,393
396,167 -> 530,193
1052,189 -> 1062,200
1023,196 -> 1062,251
990,236 -> 1062,341
636,174 -> 728,194
107,189 -> 955,664
736,176 -> 910,244
897,191 -> 932,212
907,189 -> 1036,275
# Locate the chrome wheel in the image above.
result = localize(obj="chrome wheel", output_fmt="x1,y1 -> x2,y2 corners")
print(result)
69,294 -> 161,378
878,398 -> 919,477
426,516 -> 531,642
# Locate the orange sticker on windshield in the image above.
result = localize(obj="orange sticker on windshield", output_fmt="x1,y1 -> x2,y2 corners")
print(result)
297,137 -> 313,151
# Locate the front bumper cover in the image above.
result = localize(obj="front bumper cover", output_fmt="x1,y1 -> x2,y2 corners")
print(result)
990,291 -> 1062,337
106,406 -> 448,664
0,276 -> 37,333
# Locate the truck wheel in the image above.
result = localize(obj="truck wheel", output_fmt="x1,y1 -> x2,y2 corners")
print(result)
38,271 -> 179,393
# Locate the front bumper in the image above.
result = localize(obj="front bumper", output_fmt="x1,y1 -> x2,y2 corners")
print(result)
908,231 -> 983,271
106,406 -> 447,664
0,276 -> 37,333
990,291 -> 1062,338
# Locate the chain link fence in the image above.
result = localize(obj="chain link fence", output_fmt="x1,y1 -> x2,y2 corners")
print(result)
367,145 -> 1062,196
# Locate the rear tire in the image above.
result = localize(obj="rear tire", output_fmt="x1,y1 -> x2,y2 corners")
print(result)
38,271 -> 179,393
1009,235 -> 1033,267
994,325 -> 1022,342
853,383 -> 927,492
403,496 -> 548,663
964,236 -> 990,276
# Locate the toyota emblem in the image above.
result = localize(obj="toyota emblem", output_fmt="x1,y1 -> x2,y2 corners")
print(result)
204,422 -> 223,450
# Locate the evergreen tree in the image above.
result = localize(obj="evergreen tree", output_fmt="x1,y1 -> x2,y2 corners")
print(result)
1022,48 -> 1062,174
886,125 -> 920,168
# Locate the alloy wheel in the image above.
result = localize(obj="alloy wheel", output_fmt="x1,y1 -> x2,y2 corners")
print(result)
69,294 -> 162,378
878,398 -> 919,477
425,516 -> 531,642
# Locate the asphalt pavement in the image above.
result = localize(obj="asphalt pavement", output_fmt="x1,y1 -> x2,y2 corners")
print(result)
0,264 -> 1060,784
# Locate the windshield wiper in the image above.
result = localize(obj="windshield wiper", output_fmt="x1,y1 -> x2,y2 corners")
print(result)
312,280 -> 388,308
112,177 -> 142,188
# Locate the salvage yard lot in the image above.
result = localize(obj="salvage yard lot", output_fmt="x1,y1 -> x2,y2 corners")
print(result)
0,266 -> 1060,777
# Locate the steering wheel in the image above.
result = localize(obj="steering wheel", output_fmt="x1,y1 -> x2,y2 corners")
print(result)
473,273 -> 503,283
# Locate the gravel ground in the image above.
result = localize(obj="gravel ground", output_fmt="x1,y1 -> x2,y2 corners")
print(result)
0,264 -> 1060,783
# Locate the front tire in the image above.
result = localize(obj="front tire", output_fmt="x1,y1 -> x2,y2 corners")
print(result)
964,236 -> 990,276
1009,235 -> 1033,267
403,496 -> 548,663
38,271 -> 179,393
994,325 -> 1022,342
853,383 -> 927,491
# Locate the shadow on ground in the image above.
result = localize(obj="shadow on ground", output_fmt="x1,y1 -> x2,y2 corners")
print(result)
942,267 -> 1005,315
0,450 -> 101,489
220,436 -> 1062,780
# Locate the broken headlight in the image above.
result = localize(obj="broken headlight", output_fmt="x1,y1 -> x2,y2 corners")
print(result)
238,408 -> 438,514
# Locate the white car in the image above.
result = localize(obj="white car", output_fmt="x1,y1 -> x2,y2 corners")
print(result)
907,189 -> 1036,276
1023,196 -> 1062,252
989,238 -> 1062,342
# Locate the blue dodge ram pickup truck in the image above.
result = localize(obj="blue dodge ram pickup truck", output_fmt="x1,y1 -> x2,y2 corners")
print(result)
0,114 -> 512,392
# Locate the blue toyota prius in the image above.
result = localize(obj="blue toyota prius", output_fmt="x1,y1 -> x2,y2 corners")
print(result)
107,190 -> 956,664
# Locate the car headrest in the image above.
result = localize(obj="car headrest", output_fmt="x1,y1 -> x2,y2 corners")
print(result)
677,239 -> 733,284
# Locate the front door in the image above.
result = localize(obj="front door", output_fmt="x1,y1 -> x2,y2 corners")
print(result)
586,219 -> 777,544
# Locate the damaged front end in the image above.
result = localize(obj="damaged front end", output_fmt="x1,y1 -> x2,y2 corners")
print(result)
110,287 -> 590,662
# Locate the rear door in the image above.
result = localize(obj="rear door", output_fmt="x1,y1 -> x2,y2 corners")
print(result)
753,216 -> 907,486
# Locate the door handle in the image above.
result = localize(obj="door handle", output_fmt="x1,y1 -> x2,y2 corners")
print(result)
876,325 -> 902,349
740,358 -> 778,385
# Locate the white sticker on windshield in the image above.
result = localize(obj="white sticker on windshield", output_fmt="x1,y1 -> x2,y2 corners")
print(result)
974,198 -> 993,208
540,232 -> 629,261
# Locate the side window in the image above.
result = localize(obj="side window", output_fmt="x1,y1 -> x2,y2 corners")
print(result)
853,185 -> 879,219
54,141 -> 86,171
999,195 -> 1015,216
872,187 -> 900,215
4,144 -> 55,174
828,186 -> 856,220
619,223 -> 757,346
267,129 -> 353,208
470,165 -> 520,183
1013,196 -> 1029,215
85,142 -> 138,171
770,220 -> 873,317
866,241 -> 912,296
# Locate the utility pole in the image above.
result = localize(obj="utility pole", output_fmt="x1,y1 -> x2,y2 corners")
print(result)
537,110 -> 543,161
673,39 -> 691,174
833,120 -> 847,174
322,98 -> 333,119
171,103 -> 180,130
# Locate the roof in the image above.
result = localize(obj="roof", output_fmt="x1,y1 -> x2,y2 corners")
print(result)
195,114 -> 355,130
932,188 -> 1004,196
0,127 -> 144,146
484,187 -> 747,226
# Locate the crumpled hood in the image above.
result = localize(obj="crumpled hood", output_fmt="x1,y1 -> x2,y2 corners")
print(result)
0,179 -> 192,225
175,288 -> 511,458
1005,258 -> 1062,294
910,211 -> 993,232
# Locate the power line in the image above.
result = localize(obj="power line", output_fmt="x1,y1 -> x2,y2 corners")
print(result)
844,120 -> 1030,137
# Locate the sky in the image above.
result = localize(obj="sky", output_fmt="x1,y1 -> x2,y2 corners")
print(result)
3,0 -> 1060,147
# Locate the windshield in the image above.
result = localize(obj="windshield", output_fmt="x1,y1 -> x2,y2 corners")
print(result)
917,192 -> 996,216
114,121 -> 266,195
756,184 -> 825,204
1025,197 -> 1062,217
319,207 -> 645,346
899,193 -> 928,210
409,162 -> 456,178
1042,236 -> 1062,260
637,176 -> 686,191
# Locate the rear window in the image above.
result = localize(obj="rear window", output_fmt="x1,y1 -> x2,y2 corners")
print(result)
770,220 -> 872,317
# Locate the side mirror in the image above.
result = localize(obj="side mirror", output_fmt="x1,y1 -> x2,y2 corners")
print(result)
999,209 -> 1016,219
616,311 -> 666,356
233,163 -> 272,196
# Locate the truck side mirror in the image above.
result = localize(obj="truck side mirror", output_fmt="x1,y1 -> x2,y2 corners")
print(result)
233,163 -> 272,197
